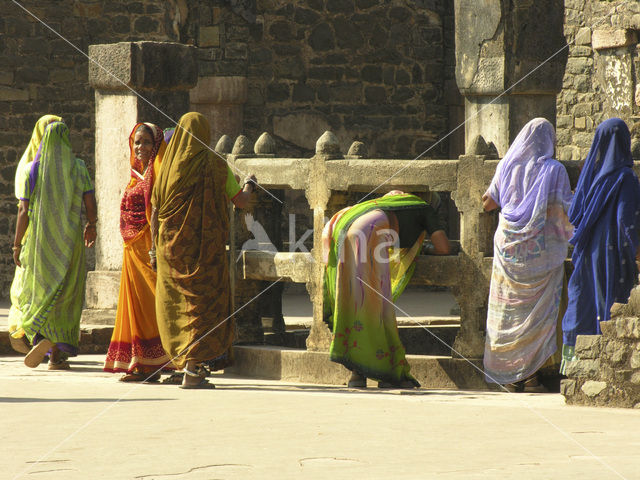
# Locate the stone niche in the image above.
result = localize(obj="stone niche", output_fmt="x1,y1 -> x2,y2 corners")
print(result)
561,290 -> 640,409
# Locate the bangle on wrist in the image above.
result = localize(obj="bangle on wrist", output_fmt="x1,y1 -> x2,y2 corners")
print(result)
87,218 -> 98,225
12,245 -> 21,251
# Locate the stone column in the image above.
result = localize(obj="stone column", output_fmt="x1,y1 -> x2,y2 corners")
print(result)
83,41 -> 197,324
454,0 -> 566,156
451,155 -> 494,359
305,132 -> 341,352
189,76 -> 247,147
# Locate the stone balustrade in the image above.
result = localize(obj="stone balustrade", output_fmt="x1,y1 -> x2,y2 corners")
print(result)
223,129 -> 587,360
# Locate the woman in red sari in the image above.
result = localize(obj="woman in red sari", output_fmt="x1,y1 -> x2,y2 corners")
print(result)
104,123 -> 173,381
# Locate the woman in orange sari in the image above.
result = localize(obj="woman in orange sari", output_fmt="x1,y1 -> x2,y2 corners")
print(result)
104,123 -> 173,382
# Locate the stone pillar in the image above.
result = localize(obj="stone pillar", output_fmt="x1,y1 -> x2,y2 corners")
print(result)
83,41 -> 197,324
189,76 -> 247,147
451,155 -> 494,359
454,0 -> 566,156
306,132 -> 341,352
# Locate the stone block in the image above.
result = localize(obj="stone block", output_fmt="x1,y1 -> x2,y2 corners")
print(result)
574,117 -> 586,130
592,29 -> 638,51
566,57 -> 592,75
575,335 -> 602,359
581,380 -> 607,397
85,271 -> 121,310
604,339 -> 630,365
630,348 -> 640,369
198,26 -> 220,47
600,320 -> 616,338
560,378 -> 576,397
631,371 -> 640,385
89,42 -> 197,91
0,72 -> 13,85
615,317 -> 640,339
0,86 -> 29,101
565,358 -> 600,378
571,46 -> 592,57
575,27 -> 591,45
556,115 -> 572,129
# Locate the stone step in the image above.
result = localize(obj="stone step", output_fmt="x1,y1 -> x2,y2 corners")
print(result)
226,345 -> 490,390
264,324 -> 459,356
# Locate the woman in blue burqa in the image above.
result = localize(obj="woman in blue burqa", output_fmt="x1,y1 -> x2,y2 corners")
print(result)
561,118 -> 640,372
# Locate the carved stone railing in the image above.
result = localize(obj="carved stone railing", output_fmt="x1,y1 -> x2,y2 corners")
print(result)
219,131 -> 587,360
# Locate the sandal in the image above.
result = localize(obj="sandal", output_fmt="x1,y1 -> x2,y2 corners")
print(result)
48,359 -> 71,370
24,338 -> 53,368
162,372 -> 184,385
9,335 -> 30,354
179,367 -> 215,389
119,371 -> 161,383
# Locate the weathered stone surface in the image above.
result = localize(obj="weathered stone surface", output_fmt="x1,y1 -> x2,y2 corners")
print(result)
575,27 -> 592,45
604,339 -> 630,365
575,335 -> 602,359
581,380 -> 607,397
215,134 -> 234,154
315,131 -> 341,157
467,135 -> 499,159
616,317 -> 640,339
273,113 -> 333,152
600,320 -> 616,338
630,348 -> 640,369
254,132 -> 276,155
560,379 -> 576,397
565,358 -> 601,378
89,41 -> 197,91
346,141 -> 367,158
592,29 -> 638,50
232,135 -> 253,155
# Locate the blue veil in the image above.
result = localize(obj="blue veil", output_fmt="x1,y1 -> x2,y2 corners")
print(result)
563,118 -> 640,347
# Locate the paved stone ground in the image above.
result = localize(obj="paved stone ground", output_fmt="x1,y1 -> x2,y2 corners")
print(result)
2,354 -> 639,480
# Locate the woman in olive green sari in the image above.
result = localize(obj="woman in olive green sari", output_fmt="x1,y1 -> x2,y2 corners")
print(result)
150,112 -> 256,388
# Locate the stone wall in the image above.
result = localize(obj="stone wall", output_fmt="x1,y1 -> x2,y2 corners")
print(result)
557,0 -> 640,161
181,0 -> 455,158
0,1 -> 180,296
561,318 -> 640,408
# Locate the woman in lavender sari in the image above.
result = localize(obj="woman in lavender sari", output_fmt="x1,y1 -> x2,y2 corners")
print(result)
482,118 -> 573,390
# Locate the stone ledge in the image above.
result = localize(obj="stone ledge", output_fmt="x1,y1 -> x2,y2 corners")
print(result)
226,345 -> 490,390
592,29 -> 638,51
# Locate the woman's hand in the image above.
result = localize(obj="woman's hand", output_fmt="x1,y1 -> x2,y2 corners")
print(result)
482,193 -> 499,212
84,224 -> 97,247
13,246 -> 21,267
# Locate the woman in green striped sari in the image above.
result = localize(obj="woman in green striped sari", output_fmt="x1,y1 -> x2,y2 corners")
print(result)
10,121 -> 97,370
322,191 -> 450,388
